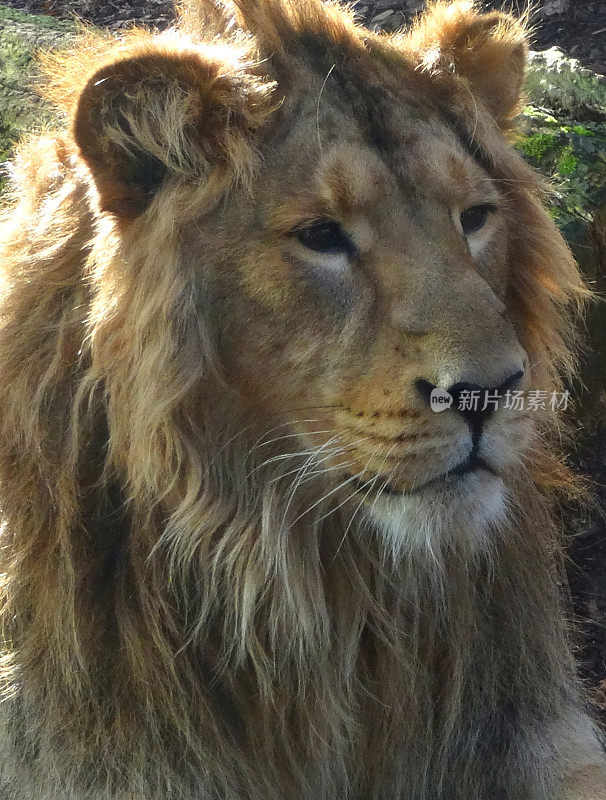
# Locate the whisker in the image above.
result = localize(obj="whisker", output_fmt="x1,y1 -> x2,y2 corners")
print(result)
316,63 -> 335,155
246,441 -> 338,479
248,419 -> 321,453
292,447 -> 380,527
268,442 -> 358,486
253,428 -> 335,451
333,476 -> 379,559
280,433 -> 350,527
334,443 -> 399,559
296,460 -> 352,487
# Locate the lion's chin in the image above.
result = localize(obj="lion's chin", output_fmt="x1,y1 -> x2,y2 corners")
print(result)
362,469 -> 508,560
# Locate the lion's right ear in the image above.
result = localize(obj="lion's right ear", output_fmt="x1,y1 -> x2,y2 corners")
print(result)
62,34 -> 273,218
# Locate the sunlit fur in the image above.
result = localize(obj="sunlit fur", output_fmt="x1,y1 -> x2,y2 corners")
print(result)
0,1 -> 604,798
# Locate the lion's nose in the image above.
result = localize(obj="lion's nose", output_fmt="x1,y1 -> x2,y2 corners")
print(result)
415,368 -> 524,441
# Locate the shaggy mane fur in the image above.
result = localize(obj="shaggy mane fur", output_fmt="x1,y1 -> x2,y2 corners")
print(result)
0,1 -> 600,799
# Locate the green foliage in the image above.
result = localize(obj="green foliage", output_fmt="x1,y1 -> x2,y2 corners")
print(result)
0,29 -> 37,191
526,48 -> 606,123
0,7 -> 71,191
0,6 -> 73,30
556,146 -> 578,176
518,131 -> 559,162
516,106 -> 606,241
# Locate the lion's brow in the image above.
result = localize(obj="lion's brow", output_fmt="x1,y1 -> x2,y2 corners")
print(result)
440,109 -> 494,175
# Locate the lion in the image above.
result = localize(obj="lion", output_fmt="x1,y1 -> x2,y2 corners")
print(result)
0,0 -> 604,797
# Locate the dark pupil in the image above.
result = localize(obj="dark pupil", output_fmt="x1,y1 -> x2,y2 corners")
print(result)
460,204 -> 493,236
296,220 -> 351,254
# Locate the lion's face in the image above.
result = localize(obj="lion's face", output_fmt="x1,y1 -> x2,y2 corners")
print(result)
208,65 -> 530,543
63,0 -> 575,549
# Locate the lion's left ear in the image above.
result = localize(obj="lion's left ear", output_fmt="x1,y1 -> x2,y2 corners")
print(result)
407,1 -> 527,128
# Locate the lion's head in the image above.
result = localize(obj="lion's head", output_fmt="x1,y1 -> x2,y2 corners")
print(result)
0,1 -> 591,798
33,0 -> 582,552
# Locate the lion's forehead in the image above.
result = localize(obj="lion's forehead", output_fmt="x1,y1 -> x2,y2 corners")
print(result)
262,78 -> 494,225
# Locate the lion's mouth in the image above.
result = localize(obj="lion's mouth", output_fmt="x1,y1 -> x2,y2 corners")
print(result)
349,454 -> 498,498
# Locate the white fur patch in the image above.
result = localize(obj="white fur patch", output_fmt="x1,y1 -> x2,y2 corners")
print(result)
364,469 -> 508,561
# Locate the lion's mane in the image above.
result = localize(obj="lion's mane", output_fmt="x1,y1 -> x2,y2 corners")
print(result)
0,1 -> 592,798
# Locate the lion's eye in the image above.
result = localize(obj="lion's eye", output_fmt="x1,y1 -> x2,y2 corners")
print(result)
295,219 -> 353,255
460,203 -> 496,236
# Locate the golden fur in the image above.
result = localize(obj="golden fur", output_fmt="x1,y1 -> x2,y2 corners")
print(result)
0,0 -> 604,797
